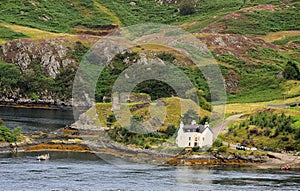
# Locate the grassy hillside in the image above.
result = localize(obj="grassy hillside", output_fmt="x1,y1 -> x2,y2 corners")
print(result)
0,0 -> 115,33
222,109 -> 300,152
95,97 -> 210,130
94,97 -> 210,148
0,0 -> 299,105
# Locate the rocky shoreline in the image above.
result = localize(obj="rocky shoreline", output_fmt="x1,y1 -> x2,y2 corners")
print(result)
0,108 -> 299,168
0,100 -> 72,110
1,127 -> 298,169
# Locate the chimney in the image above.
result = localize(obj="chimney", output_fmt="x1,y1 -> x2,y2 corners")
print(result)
205,121 -> 209,128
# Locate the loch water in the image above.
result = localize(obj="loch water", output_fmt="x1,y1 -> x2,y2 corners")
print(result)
0,151 -> 299,191
0,107 -> 299,191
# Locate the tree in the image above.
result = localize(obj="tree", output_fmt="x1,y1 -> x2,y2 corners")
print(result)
200,116 -> 210,125
0,61 -> 20,90
179,0 -> 197,16
166,125 -> 177,137
106,113 -> 116,127
182,109 -> 199,124
283,61 -> 300,80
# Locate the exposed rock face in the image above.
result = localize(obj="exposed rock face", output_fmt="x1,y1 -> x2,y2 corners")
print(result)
0,38 -> 80,106
197,33 -> 280,61
0,38 -> 77,78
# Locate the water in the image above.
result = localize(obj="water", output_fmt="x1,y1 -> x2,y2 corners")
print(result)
0,107 -> 74,133
0,107 -> 299,190
0,152 -> 299,191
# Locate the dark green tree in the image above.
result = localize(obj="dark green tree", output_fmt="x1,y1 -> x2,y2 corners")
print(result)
283,61 -> 300,80
0,61 -> 20,90
200,116 -> 210,125
182,109 -> 199,124
166,125 -> 177,137
106,113 -> 116,127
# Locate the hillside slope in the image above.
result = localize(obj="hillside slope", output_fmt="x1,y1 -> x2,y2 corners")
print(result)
0,0 -> 299,105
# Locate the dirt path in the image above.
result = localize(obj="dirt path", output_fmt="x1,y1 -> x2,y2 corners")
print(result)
212,114 -> 243,139
213,114 -> 300,168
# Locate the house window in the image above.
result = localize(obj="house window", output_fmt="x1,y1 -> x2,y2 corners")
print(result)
203,137 -> 205,141
188,142 -> 191,146
189,137 -> 191,140
195,137 -> 198,141
194,142 -> 198,147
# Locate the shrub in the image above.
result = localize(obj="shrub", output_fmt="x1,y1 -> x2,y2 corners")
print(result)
192,146 -> 200,152
179,0 -> 196,16
213,138 -> 223,147
166,125 -> 177,137
233,130 -> 237,137
157,52 -> 176,63
0,126 -> 22,143
217,145 -> 228,153
106,113 -> 116,127
283,61 -> 300,80
281,136 -> 289,142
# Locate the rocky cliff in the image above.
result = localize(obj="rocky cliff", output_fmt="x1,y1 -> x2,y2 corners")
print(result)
0,37 -> 85,107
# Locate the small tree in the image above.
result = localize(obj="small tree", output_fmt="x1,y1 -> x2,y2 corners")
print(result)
182,109 -> 199,124
213,138 -> 223,148
166,125 -> 177,137
200,116 -> 210,125
283,61 -> 300,80
106,113 -> 116,127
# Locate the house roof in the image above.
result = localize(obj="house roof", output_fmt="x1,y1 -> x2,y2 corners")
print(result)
183,124 -> 207,133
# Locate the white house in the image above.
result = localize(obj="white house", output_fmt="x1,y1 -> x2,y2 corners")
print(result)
176,120 -> 213,148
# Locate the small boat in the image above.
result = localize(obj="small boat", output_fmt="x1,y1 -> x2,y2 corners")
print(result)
37,153 -> 50,161
281,164 -> 290,170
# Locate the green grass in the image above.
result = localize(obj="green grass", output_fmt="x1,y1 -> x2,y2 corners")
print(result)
215,46 -> 300,103
220,5 -> 300,35
98,0 -> 245,32
1,0 -> 298,35
273,36 -> 300,45
229,73 -> 284,103
97,0 -> 180,26
0,0 -> 114,33
223,110 -> 300,152
0,25 -> 28,40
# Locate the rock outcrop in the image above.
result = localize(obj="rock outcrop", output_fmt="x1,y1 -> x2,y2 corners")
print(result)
0,38 -> 80,106
0,38 -> 77,78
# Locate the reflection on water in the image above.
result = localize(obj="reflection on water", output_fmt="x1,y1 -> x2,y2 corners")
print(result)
0,107 -> 74,133
0,152 -> 299,191
175,166 -> 212,190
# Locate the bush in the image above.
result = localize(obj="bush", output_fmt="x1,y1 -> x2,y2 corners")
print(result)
213,139 -> 223,147
166,125 -> 177,137
281,136 -> 289,142
106,113 -> 116,127
192,146 -> 200,152
179,0 -> 196,15
0,126 -> 22,143
217,145 -> 228,153
283,61 -> 300,80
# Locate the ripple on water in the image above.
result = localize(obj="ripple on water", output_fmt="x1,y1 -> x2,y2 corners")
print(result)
0,154 -> 299,191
